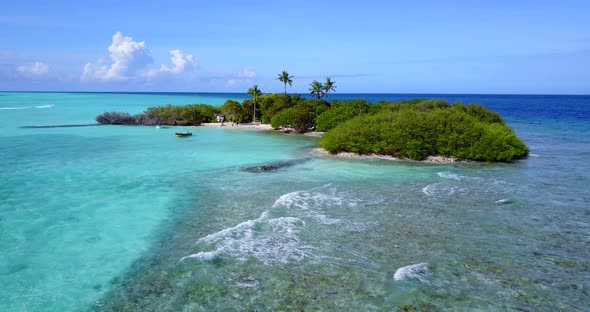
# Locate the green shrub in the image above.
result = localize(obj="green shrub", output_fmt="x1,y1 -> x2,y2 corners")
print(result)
95,112 -> 135,125
258,93 -> 294,121
315,99 -> 370,131
319,100 -> 528,162
270,104 -> 316,133
97,103 -> 219,126
220,100 -> 247,122
452,102 -> 505,124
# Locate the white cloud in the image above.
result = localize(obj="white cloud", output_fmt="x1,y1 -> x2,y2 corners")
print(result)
82,32 -> 198,82
225,67 -> 257,88
238,67 -> 256,78
17,62 -> 49,77
82,32 -> 153,81
160,49 -> 196,74
144,49 -> 196,78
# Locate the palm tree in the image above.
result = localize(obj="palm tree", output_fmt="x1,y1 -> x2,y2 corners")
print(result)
247,85 -> 262,124
324,77 -> 336,99
277,70 -> 294,94
309,80 -> 324,101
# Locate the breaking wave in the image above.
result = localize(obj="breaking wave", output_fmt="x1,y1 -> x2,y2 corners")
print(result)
181,185 -> 370,265
272,189 -> 344,225
180,211 -> 310,264
393,262 -> 430,281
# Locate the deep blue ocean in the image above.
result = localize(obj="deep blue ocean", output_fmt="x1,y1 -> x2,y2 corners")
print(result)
1,92 -> 589,311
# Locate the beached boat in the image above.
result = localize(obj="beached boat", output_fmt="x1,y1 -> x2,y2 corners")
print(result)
175,131 -> 192,137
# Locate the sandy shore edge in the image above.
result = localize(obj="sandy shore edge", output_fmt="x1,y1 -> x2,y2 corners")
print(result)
308,148 -> 461,164
200,122 -> 274,131
199,122 -> 460,164
199,122 -> 325,137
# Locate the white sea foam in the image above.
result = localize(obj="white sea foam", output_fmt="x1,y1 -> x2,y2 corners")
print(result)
393,262 -> 429,281
272,189 -> 345,224
422,184 -> 437,196
35,104 -> 54,109
0,106 -> 30,110
180,250 -> 220,262
422,183 -> 460,196
196,211 -> 269,245
437,171 -> 465,181
495,198 -> 515,205
181,211 -> 309,264
273,189 -> 344,208
0,104 -> 54,110
437,171 -> 487,182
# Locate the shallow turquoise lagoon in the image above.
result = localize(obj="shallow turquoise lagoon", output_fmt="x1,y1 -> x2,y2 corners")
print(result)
1,92 -> 588,311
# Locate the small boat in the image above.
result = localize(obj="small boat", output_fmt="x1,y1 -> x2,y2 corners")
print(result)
175,131 -> 192,137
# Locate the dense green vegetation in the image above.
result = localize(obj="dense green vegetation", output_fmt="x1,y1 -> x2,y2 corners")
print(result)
96,104 -> 220,125
96,72 -> 527,161
315,99 -> 370,131
318,100 -> 528,161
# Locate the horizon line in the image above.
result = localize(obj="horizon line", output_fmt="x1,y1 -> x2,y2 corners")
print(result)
1,90 -> 589,96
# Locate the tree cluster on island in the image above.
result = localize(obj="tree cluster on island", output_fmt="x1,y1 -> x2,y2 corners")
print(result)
96,70 -> 528,161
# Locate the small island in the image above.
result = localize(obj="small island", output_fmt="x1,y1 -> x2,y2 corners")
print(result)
96,78 -> 528,162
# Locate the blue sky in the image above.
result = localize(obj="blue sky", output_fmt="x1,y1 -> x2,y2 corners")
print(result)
1,0 -> 589,94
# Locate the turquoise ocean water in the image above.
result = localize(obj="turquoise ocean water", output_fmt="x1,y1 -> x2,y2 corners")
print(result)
0,92 -> 588,311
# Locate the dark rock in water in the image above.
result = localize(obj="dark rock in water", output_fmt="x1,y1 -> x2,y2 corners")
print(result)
242,158 -> 310,173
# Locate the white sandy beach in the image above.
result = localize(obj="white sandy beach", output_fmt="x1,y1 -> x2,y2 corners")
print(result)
200,122 -> 324,137
200,122 -> 274,131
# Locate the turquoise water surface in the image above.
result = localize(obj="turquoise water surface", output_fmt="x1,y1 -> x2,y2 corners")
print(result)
1,92 -> 588,311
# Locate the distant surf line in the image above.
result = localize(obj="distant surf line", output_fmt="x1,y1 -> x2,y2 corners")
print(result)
0,104 -> 54,110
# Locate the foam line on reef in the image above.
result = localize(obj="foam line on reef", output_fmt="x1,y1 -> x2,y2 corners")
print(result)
393,262 -> 429,281
180,211 -> 309,264
180,185 -> 368,265
272,187 -> 346,225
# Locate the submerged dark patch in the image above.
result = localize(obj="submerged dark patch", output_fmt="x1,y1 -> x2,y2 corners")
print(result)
242,158 -> 311,173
